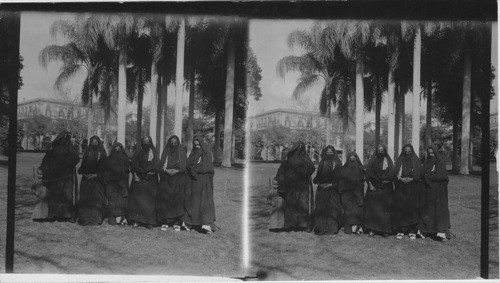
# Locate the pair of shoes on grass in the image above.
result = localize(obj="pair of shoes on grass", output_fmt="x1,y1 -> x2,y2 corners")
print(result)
436,232 -> 448,242
396,233 -> 404,240
408,233 -> 417,240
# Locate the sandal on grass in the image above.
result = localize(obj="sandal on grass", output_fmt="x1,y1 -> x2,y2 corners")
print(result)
396,233 -> 404,240
161,225 -> 168,231
409,233 -> 416,240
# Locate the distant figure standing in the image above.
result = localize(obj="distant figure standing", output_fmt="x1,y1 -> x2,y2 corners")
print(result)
157,135 -> 188,231
77,136 -> 107,226
31,167 -> 49,221
183,138 -> 216,234
267,162 -> 286,232
129,136 -> 159,228
102,142 -> 130,226
418,145 -> 451,241
392,144 -> 423,240
364,144 -> 394,237
339,152 -> 365,234
276,141 -> 315,232
40,130 -> 80,222
312,145 -> 343,235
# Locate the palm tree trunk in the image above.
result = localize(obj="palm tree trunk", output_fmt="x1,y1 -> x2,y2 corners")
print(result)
399,88 -> 405,149
412,26 -> 422,153
325,100 -> 331,145
187,69 -> 195,155
387,69 -> 396,161
375,82 -> 381,147
460,45 -> 472,175
136,83 -> 143,145
355,59 -> 364,162
162,73 -> 169,147
452,116 -> 460,172
213,110 -> 222,164
222,34 -> 235,168
87,94 -> 93,140
174,18 -> 186,140
156,75 -> 163,147
117,50 -> 127,145
149,63 -> 158,140
425,78 -> 432,147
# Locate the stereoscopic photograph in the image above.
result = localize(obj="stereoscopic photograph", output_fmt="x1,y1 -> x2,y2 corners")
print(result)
0,1 -> 498,281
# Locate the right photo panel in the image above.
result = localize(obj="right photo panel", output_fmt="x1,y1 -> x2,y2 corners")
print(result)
246,19 -> 498,280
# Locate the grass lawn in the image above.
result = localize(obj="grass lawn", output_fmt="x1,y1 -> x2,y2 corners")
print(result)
0,152 -> 244,277
248,162 -> 499,280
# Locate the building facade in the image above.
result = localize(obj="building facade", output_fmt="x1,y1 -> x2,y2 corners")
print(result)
249,108 -> 343,161
17,98 -> 107,149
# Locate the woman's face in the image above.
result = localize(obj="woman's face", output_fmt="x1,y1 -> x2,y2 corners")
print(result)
142,137 -> 151,146
349,155 -> 356,162
427,148 -> 435,157
326,148 -> 334,156
170,138 -> 179,147
404,146 -> 412,156
377,146 -> 385,155
90,139 -> 99,146
194,140 -> 201,149
114,146 -> 121,152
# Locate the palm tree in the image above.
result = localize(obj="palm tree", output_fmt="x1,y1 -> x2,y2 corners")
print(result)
39,15 -> 112,141
174,18 -> 186,141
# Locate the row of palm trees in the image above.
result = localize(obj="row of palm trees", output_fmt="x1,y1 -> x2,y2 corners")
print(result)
39,14 -> 260,166
278,20 -> 494,174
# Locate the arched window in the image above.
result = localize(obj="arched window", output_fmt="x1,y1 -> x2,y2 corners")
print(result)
297,120 -> 304,128
45,105 -> 51,117
58,109 -> 64,118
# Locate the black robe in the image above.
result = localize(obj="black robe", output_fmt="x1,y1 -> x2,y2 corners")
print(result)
183,138 -> 216,229
77,136 -> 107,226
128,136 -> 159,225
364,145 -> 394,234
40,130 -> 80,220
312,145 -> 343,235
391,144 -> 424,230
339,152 -> 365,227
276,141 -> 315,229
157,135 -> 187,224
418,145 -> 451,237
102,142 -> 130,218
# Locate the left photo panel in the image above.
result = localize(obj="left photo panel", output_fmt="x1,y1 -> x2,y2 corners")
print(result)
0,11 -> 252,277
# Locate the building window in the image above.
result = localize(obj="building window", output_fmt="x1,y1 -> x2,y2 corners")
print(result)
59,109 -> 64,118
297,120 -> 304,128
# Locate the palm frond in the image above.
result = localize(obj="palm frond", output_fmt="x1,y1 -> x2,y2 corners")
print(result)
292,74 -> 321,99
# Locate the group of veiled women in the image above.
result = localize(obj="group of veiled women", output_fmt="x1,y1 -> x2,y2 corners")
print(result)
37,130 -> 216,234
269,141 -> 451,242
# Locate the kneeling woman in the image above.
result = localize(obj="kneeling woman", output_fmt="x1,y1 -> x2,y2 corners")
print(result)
77,136 -> 107,226
418,145 -> 451,241
312,145 -> 343,235
183,138 -> 216,234
102,142 -> 130,226
339,152 -> 365,234
364,145 -> 394,236
129,136 -> 159,228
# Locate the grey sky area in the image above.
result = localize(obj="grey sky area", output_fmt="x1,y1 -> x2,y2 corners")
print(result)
17,13 -> 498,118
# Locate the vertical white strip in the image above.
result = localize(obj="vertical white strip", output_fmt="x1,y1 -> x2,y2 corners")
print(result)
242,106 -> 251,272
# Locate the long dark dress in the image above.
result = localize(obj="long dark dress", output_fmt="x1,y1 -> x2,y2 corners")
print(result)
418,145 -> 451,238
276,141 -> 315,230
183,138 -> 216,229
102,142 -> 130,223
40,130 -> 80,221
157,135 -> 187,225
392,144 -> 423,233
77,136 -> 107,226
339,152 -> 365,231
312,145 -> 343,235
128,136 -> 159,226
364,145 -> 394,234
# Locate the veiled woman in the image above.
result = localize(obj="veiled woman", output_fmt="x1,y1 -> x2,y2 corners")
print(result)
102,142 -> 130,226
418,145 -> 451,241
392,144 -> 423,240
129,136 -> 159,228
77,136 -> 107,226
312,145 -> 343,235
183,137 -> 216,234
40,130 -> 80,222
364,144 -> 394,236
339,152 -> 365,234
157,135 -> 187,231
276,141 -> 315,232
